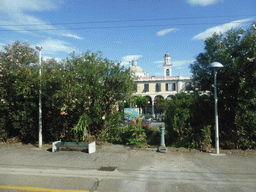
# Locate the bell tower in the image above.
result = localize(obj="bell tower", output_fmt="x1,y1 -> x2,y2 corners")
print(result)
163,53 -> 172,77
132,58 -> 137,66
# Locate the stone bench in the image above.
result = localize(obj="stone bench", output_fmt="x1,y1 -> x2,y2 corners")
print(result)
52,141 -> 96,154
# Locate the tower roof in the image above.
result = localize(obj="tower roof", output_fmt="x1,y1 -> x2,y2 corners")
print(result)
132,59 -> 137,66
164,53 -> 170,57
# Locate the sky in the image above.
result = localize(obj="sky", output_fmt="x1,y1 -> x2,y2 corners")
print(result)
0,0 -> 255,76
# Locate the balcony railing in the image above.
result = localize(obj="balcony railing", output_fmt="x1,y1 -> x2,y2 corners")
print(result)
135,75 -> 192,81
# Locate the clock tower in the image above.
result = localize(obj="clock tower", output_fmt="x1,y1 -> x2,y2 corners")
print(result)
163,53 -> 172,77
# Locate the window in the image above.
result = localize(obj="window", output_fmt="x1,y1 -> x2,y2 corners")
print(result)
166,69 -> 170,76
134,84 -> 137,92
156,83 -> 161,92
166,83 -> 175,91
144,84 -> 149,92
185,82 -> 191,91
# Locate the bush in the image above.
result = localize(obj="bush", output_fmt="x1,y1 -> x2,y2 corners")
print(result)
165,93 -> 214,149
0,41 -> 135,144
100,117 -> 149,147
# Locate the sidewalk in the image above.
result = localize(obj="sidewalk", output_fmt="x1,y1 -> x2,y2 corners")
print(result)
1,143 -> 256,169
1,143 -> 256,192
0,143 -> 168,170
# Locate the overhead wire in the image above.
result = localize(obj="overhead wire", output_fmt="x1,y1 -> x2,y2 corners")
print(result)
0,21 -> 254,32
0,14 -> 255,32
1,14 -> 255,27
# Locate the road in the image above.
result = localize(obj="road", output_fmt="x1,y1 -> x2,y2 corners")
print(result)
0,144 -> 256,191
150,121 -> 164,128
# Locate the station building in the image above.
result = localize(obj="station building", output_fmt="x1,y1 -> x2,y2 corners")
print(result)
130,53 -> 193,116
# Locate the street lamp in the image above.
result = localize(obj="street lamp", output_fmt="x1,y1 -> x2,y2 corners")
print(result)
209,62 -> 223,155
36,46 -> 42,148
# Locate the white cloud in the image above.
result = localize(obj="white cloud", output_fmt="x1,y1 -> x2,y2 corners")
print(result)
61,33 -> 83,40
156,28 -> 178,36
192,18 -> 253,40
0,0 -> 82,39
187,0 -> 221,6
154,59 -> 195,67
43,56 -> 62,62
120,55 -> 143,66
0,0 -> 57,12
172,59 -> 196,67
36,38 -> 75,54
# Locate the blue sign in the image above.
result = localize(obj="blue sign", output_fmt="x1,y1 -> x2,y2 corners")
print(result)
124,108 -> 139,120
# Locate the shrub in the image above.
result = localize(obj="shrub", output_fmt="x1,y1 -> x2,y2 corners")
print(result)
165,93 -> 214,149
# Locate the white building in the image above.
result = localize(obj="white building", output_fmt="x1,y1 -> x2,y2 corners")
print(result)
130,53 -> 193,116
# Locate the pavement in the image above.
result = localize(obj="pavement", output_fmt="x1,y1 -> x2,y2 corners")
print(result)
0,143 -> 256,192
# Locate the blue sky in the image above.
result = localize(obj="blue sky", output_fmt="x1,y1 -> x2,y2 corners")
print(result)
0,0 -> 255,76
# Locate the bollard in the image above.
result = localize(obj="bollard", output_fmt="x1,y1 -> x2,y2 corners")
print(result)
158,125 -> 167,153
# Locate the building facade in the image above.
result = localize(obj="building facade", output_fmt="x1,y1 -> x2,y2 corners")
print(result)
130,53 -> 193,116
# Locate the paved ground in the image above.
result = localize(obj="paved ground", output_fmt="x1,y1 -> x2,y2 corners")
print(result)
0,143 -> 256,192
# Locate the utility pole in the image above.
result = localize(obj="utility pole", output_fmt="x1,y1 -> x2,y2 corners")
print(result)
36,46 -> 42,148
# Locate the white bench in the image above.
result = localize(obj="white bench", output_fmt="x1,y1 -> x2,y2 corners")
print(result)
52,141 -> 96,154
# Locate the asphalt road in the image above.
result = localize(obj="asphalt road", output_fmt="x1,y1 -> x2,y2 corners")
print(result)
0,143 -> 256,192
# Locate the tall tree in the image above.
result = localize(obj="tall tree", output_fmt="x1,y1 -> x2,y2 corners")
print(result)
189,23 -> 256,148
135,95 -> 147,112
0,41 -> 39,141
64,51 -> 136,139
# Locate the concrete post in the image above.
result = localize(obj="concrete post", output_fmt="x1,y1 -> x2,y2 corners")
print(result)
36,46 -> 43,149
177,73 -> 182,93
152,102 -> 154,118
158,125 -> 167,153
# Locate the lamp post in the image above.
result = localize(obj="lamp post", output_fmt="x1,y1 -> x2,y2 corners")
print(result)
209,62 -> 223,155
36,46 -> 42,148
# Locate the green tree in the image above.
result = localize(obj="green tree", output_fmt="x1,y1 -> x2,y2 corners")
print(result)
0,41 -> 39,142
134,95 -> 147,113
40,58 -> 78,141
189,22 -> 256,149
63,51 -> 136,140
165,93 -> 213,149
0,42 -> 135,143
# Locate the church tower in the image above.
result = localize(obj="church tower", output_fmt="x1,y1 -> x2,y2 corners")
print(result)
163,53 -> 172,77
132,58 -> 137,66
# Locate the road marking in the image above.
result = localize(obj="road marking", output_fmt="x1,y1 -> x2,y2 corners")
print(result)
0,185 -> 98,192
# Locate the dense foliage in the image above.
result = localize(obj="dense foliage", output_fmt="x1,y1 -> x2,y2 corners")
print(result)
0,41 -> 39,142
100,117 -> 158,148
165,93 -> 213,150
189,22 -> 256,149
0,41 -> 135,143
62,51 -> 136,140
134,95 -> 147,110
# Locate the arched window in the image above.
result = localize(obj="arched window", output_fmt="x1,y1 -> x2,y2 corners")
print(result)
166,69 -> 170,76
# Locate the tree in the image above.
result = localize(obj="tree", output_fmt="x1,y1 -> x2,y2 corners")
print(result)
165,93 -> 213,149
134,95 -> 147,113
0,41 -> 39,142
189,22 -> 256,149
63,51 -> 136,140
0,41 -> 135,143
